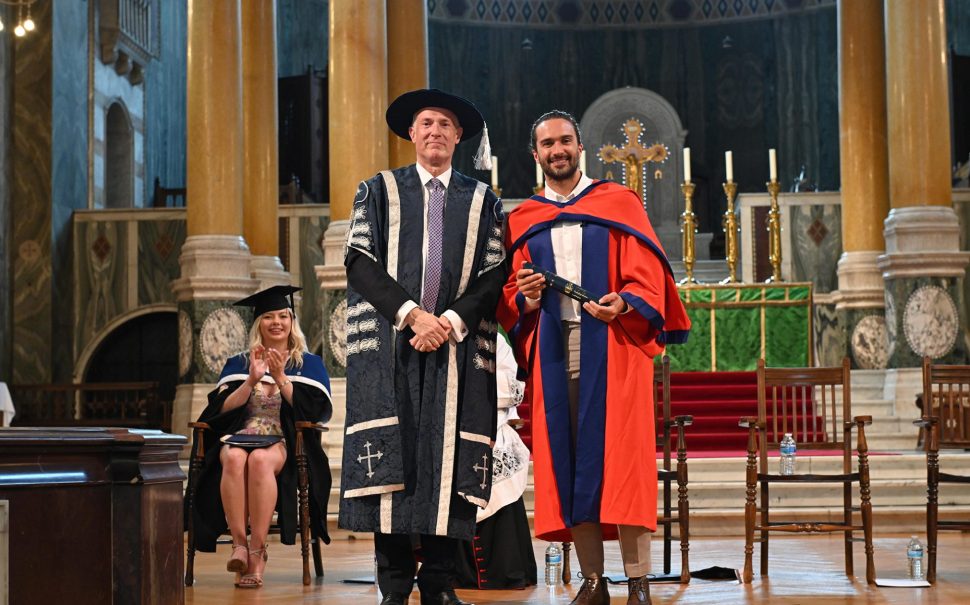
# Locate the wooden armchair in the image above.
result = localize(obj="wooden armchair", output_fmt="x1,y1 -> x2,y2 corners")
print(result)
739,357 -> 874,584
184,420 -> 328,586
913,356 -> 970,584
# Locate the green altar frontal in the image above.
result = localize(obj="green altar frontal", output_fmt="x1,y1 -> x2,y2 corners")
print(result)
665,282 -> 813,372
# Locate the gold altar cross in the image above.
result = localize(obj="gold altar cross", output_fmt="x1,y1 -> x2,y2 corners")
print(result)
597,118 -> 668,204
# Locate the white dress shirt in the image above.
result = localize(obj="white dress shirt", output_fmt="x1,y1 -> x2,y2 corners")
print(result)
525,172 -> 594,322
393,162 -> 468,342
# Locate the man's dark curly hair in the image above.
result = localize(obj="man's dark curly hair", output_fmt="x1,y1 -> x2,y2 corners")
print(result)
529,110 -> 583,152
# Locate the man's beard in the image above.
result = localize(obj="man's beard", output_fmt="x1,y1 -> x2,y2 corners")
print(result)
542,153 -> 579,181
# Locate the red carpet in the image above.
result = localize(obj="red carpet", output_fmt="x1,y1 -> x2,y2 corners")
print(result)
657,370 -> 759,453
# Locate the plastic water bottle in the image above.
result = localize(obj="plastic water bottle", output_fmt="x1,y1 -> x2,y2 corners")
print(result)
907,536 -> 924,580
544,542 -> 562,586
780,433 -> 796,475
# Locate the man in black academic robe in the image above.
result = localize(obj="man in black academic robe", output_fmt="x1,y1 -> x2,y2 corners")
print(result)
338,89 -> 506,605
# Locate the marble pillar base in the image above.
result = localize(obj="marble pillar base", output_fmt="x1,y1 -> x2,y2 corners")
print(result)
250,254 -> 289,290
832,251 -> 889,369
877,206 -> 970,366
171,234 -> 256,301
316,219 -> 349,290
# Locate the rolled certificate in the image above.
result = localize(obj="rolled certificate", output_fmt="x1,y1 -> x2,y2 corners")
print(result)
522,261 -> 596,304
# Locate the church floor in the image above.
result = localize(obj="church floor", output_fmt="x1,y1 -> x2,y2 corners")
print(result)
184,533 -> 970,604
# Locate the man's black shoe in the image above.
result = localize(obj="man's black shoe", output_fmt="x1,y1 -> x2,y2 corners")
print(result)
380,592 -> 409,605
420,588 -> 473,605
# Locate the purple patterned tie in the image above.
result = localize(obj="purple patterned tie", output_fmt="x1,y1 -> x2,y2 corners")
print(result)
422,178 -> 445,313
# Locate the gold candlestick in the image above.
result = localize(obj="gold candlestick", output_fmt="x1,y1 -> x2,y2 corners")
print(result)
765,179 -> 783,282
492,186 -> 503,198
679,181 -> 698,285
721,181 -> 739,283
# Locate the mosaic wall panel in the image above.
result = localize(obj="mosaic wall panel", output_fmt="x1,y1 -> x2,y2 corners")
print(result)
0,26 -> 11,381
789,203 -> 840,294
885,276 -> 970,367
74,220 -> 129,358
12,0 -> 53,384
428,0 -> 836,28
138,220 -> 186,305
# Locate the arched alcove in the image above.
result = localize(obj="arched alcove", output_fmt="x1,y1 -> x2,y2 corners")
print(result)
84,311 -> 178,429
105,101 -> 134,208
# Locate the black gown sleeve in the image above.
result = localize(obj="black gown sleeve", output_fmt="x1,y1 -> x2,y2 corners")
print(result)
346,248 -> 414,323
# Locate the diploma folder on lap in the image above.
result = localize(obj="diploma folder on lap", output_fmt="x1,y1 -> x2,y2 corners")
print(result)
523,261 -> 597,304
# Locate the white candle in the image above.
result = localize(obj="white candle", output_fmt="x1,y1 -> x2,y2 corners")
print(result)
683,147 -> 691,183
490,155 -> 499,190
725,150 -> 734,183
535,162 -> 543,188
769,148 -> 777,182
579,149 -> 587,175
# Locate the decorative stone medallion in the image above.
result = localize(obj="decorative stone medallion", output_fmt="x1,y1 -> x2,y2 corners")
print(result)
178,310 -> 193,378
885,291 -> 897,356
200,308 -> 248,373
903,285 -> 959,359
850,315 -> 889,370
329,299 -> 347,368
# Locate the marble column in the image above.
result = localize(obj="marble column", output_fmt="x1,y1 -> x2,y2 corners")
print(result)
316,0 -> 389,455
171,0 -> 256,440
878,0 -> 970,367
386,0 -> 427,169
241,0 -> 288,288
834,0 -> 891,369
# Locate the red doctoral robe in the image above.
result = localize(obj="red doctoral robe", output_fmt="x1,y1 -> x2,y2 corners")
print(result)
498,180 -> 690,541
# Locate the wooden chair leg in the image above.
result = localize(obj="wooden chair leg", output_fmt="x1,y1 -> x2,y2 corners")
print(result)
843,482 -> 854,577
926,435 -> 939,584
184,429 -> 205,587
742,426 -> 757,584
676,434 -> 690,584
759,482 -> 769,577
296,431 -> 312,586
663,477 -> 672,575
857,419 -> 875,584
562,541 -> 572,585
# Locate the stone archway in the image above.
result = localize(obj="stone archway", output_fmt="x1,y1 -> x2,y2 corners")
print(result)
105,101 -> 134,208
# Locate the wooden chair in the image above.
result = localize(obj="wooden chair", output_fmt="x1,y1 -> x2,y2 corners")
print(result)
184,420 -> 327,586
655,354 -> 692,582
559,355 -> 691,584
739,357 -> 874,584
913,356 -> 970,584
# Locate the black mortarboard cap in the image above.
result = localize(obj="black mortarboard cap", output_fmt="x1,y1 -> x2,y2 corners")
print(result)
233,285 -> 302,317
385,88 -> 485,142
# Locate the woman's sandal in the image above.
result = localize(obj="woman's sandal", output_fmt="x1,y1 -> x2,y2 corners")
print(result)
236,545 -> 268,589
226,543 -> 248,573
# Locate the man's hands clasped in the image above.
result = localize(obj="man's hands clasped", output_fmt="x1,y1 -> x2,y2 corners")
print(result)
407,308 -> 452,353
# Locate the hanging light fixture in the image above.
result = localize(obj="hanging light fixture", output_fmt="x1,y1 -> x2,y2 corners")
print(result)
0,0 -> 39,38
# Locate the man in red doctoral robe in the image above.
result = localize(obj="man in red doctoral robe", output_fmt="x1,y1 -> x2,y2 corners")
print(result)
497,110 -> 690,605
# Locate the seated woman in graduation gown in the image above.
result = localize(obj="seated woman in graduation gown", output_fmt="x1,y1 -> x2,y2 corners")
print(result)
188,285 -> 332,589
455,333 -> 537,589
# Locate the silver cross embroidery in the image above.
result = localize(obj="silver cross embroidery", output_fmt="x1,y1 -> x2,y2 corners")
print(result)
472,455 -> 489,490
357,441 -> 383,478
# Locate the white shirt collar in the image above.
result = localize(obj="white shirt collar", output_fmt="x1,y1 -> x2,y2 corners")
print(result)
545,172 -> 593,202
415,162 -> 453,190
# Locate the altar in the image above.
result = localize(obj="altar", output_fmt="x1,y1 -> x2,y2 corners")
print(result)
665,282 -> 813,372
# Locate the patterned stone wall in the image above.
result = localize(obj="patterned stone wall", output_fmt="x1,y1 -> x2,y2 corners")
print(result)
0,15 -> 11,381
11,0 -> 53,384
